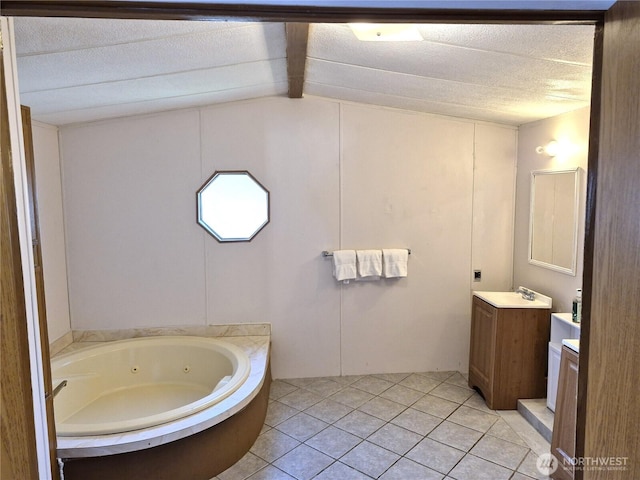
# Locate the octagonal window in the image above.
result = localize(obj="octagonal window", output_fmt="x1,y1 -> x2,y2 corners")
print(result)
197,170 -> 270,242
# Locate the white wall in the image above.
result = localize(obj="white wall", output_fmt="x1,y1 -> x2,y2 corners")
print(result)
31,121 -> 71,343
59,96 -> 516,378
513,107 -> 590,313
472,123 -> 518,292
339,108 -> 516,374
200,99 -> 342,378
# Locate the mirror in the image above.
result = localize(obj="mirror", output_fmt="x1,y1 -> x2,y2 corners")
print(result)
529,168 -> 580,275
197,171 -> 270,242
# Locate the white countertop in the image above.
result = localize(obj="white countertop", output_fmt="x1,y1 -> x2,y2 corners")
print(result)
562,338 -> 580,353
474,289 -> 552,309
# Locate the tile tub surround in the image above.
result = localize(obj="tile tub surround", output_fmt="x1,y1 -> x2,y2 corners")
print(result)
49,323 -> 271,356
71,323 -> 271,342
213,371 -> 551,480
50,330 -> 74,357
54,327 -> 270,458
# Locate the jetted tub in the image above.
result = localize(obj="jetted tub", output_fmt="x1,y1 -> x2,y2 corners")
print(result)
51,336 -> 251,436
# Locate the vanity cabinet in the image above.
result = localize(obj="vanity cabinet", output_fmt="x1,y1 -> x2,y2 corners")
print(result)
551,345 -> 579,480
468,295 -> 550,410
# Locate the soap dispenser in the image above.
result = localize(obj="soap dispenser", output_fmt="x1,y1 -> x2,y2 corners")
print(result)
572,288 -> 582,323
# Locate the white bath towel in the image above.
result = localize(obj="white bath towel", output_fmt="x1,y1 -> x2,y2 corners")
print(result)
382,249 -> 409,278
332,250 -> 357,282
356,250 -> 382,278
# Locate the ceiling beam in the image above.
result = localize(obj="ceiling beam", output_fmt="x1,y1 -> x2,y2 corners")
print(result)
285,22 -> 309,99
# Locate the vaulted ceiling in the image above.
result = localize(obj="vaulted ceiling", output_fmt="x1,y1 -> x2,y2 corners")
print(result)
13,16 -> 596,126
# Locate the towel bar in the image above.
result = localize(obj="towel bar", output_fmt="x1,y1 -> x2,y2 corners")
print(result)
322,249 -> 411,257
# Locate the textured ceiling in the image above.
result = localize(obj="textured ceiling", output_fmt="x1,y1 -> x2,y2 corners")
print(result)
13,17 -> 595,126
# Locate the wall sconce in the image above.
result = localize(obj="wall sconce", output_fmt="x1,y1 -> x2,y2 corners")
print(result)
536,141 -> 560,157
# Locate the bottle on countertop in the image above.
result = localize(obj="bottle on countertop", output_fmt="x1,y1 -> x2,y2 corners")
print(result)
572,288 -> 582,323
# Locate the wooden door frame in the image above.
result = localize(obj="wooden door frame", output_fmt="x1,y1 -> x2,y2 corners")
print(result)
1,16 -> 53,479
3,2 -> 630,479
1,31 -> 40,480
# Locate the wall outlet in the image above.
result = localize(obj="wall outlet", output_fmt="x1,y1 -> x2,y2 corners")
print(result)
473,270 -> 482,282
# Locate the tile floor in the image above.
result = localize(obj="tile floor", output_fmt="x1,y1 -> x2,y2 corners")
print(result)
212,371 -> 550,480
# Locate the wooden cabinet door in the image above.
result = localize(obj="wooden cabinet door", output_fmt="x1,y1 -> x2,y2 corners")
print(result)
468,297 -> 496,402
551,346 -> 579,480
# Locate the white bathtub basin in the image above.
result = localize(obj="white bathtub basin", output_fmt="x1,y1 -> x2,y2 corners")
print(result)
474,288 -> 552,309
51,336 -> 250,436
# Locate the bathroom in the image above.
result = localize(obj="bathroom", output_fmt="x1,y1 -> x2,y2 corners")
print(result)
20,32 -> 589,381
3,10 -> 605,480
35,97 -> 589,376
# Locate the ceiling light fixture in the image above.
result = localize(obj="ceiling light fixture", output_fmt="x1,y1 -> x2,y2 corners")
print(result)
348,24 -> 424,42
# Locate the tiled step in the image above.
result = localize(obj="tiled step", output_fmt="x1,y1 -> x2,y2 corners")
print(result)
517,398 -> 554,443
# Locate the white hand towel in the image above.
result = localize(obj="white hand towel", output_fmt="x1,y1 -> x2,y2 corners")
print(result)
356,250 -> 382,278
332,250 -> 357,282
382,249 -> 409,278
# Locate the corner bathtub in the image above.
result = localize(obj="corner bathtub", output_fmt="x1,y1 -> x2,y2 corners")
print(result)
52,336 -> 250,436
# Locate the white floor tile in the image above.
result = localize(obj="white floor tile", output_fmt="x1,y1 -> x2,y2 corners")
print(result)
231,372 -> 551,480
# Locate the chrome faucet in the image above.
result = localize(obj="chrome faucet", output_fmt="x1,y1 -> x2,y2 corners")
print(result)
516,287 -> 536,301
